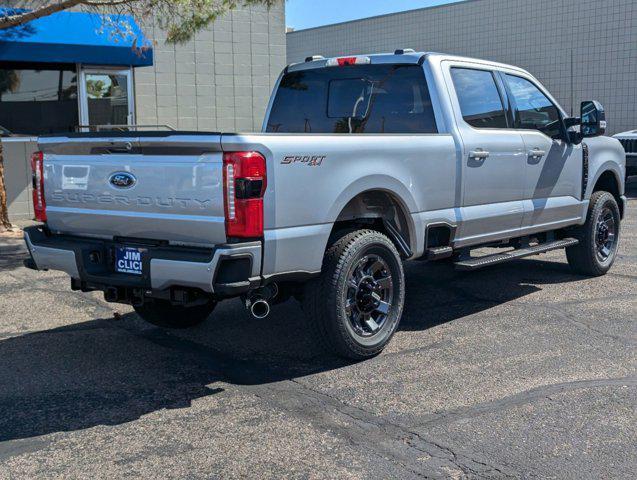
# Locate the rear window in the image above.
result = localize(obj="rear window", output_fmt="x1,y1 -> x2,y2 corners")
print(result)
266,64 -> 437,134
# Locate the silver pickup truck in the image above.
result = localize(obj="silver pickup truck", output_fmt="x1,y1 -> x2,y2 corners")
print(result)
24,51 -> 626,359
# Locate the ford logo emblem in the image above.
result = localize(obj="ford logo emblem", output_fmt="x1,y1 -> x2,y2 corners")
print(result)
109,172 -> 137,189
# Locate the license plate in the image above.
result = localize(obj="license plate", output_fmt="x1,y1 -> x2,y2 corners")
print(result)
115,247 -> 144,275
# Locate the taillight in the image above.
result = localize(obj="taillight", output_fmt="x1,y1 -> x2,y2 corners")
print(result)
223,151 -> 266,238
30,151 -> 46,222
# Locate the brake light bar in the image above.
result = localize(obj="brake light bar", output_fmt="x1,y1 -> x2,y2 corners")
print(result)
30,151 -> 47,222
326,56 -> 371,67
223,151 -> 267,239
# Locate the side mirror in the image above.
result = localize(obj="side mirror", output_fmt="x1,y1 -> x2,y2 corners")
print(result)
580,100 -> 606,137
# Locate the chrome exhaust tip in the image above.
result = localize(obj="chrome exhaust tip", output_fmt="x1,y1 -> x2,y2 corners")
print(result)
250,299 -> 270,319
244,284 -> 277,319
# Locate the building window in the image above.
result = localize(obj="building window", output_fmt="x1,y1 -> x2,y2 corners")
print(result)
0,62 -> 78,135
81,71 -> 132,128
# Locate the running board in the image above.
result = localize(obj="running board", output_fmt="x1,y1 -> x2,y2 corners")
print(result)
453,238 -> 579,271
426,246 -> 453,260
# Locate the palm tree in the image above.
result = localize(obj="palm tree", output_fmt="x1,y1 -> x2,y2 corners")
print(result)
0,69 -> 20,231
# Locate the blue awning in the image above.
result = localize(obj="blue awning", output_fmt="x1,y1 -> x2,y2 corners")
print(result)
0,9 -> 153,66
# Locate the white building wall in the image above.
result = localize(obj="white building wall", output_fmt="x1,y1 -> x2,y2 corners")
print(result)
136,2 -> 286,133
287,0 -> 637,135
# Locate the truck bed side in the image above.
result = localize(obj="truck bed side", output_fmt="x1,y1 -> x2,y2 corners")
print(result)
221,133 -> 458,276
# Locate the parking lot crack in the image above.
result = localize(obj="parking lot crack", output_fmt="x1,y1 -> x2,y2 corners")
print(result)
415,376 -> 637,429
281,379 -> 515,478
541,302 -> 637,347
112,322 -> 507,478
247,385 -> 435,479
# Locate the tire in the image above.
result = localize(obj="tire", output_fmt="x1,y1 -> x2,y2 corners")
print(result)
302,229 -> 405,360
566,191 -> 621,276
134,299 -> 216,329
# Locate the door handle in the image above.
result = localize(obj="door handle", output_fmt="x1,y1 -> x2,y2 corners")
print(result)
528,148 -> 546,159
469,149 -> 490,160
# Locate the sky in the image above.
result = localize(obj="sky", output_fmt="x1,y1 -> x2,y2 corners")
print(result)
285,0 -> 464,31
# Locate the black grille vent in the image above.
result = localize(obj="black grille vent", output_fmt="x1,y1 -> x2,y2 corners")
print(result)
618,138 -> 637,154
582,142 -> 589,199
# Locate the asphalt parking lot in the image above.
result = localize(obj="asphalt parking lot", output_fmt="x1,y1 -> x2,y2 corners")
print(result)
0,181 -> 635,479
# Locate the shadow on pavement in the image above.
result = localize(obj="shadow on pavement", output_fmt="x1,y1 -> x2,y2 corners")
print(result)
399,258 -> 586,331
0,247 -> 592,443
0,240 -> 27,272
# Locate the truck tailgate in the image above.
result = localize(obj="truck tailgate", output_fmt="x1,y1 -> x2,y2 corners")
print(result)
39,134 -> 226,245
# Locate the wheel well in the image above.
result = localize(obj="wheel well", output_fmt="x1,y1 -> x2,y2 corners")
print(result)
330,190 -> 412,257
593,170 -> 624,217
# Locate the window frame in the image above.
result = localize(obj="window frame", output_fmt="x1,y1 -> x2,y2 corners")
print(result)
449,66 -> 513,130
499,72 -> 566,140
78,66 -> 135,130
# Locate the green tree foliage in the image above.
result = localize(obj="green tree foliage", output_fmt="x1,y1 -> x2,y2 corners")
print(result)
0,0 -> 279,44
85,79 -> 107,98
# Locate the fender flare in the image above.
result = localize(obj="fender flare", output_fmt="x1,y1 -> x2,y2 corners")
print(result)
325,174 -> 419,253
587,162 -> 623,199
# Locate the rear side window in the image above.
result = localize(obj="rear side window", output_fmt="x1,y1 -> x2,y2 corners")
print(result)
504,74 -> 561,138
451,68 -> 507,129
266,64 -> 437,134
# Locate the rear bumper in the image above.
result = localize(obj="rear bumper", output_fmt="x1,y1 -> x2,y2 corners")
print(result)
23,226 -> 262,297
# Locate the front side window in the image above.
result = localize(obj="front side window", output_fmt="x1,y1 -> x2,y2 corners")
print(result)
451,68 -> 507,129
505,74 -> 561,138
266,64 -> 437,134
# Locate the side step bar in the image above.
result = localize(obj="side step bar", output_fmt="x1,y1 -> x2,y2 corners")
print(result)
426,246 -> 453,260
454,238 -> 579,271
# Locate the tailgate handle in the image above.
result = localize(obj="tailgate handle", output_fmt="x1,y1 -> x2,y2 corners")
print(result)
107,147 -> 133,154
107,142 -> 134,154
92,142 -> 136,155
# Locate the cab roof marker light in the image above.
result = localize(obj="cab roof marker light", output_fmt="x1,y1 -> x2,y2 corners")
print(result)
394,48 -> 415,55
326,56 -> 371,67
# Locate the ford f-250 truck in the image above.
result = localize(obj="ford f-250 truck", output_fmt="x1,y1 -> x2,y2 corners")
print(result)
23,51 -> 627,359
